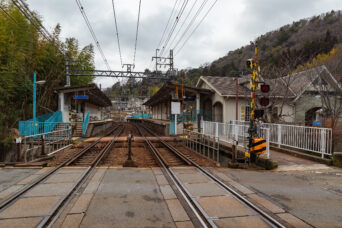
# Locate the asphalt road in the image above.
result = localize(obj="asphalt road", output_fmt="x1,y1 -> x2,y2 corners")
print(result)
218,166 -> 342,227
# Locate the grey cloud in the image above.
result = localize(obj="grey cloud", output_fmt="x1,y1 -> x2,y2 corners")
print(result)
26,0 -> 342,88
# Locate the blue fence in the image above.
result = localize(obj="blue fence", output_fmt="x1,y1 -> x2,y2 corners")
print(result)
19,111 -> 62,136
131,113 -> 151,119
82,112 -> 90,136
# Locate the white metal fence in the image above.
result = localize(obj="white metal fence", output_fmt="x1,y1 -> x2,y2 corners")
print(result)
201,121 -> 270,158
17,123 -> 72,162
231,120 -> 332,157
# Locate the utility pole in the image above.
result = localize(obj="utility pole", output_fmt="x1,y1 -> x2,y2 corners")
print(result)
152,49 -> 175,76
235,77 -> 239,121
65,54 -> 70,87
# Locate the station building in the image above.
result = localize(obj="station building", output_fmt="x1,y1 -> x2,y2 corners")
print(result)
143,82 -> 213,134
196,65 -> 342,125
56,84 -> 113,136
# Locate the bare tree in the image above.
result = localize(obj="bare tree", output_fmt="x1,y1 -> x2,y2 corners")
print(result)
260,50 -> 304,123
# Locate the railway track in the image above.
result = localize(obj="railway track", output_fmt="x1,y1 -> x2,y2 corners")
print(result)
0,124 -> 125,228
135,124 -> 190,167
137,123 -> 286,228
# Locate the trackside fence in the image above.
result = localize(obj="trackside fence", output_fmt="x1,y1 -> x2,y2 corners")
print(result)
201,121 -> 270,158
231,120 -> 332,157
17,123 -> 72,162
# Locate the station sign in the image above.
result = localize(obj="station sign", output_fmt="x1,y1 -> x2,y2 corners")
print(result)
73,95 -> 89,100
171,102 -> 181,114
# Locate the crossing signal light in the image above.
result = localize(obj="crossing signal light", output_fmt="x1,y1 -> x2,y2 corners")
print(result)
261,84 -> 270,93
260,97 -> 269,106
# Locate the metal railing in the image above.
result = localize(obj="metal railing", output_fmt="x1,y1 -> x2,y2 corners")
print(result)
19,111 -> 62,136
231,120 -> 333,157
184,129 -> 220,163
17,123 -> 72,162
201,121 -> 270,158
82,111 -> 90,136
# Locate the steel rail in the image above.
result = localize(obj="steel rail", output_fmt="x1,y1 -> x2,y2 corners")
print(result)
135,124 -> 208,227
65,125 -> 120,166
139,124 -> 287,228
38,125 -> 125,227
0,125 -> 120,218
0,134 -> 101,211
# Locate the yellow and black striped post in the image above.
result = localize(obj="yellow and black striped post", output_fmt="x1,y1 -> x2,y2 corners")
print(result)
248,45 -> 260,163
250,138 -> 267,155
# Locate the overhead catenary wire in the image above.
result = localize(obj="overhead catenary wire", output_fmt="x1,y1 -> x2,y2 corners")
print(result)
133,0 -> 142,67
164,0 -> 198,52
75,0 -> 111,71
111,0 -> 123,67
172,0 -> 209,51
175,0 -> 218,56
156,0 -> 180,50
149,0 -> 179,70
159,0 -> 189,57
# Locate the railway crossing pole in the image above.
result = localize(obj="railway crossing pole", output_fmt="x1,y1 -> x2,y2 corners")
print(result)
248,45 -> 260,163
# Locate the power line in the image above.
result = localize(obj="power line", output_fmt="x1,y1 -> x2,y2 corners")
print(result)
17,0 -> 53,41
10,0 -> 64,55
159,0 -> 189,57
156,0 -> 179,50
111,0 -> 123,67
175,0 -> 218,56
165,0 -> 198,52
0,4 -> 17,24
133,0 -> 142,67
75,0 -> 111,70
172,0 -> 209,51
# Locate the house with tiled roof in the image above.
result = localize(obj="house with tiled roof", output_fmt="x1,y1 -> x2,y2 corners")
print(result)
196,65 -> 342,124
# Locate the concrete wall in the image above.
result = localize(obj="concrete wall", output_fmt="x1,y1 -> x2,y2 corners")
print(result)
85,121 -> 114,137
85,103 -> 102,121
295,94 -> 322,123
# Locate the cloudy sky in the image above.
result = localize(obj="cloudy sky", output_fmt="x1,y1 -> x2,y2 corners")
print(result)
26,0 -> 341,88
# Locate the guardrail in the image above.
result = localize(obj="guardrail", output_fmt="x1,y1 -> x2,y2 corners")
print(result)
231,120 -> 332,157
17,123 -> 72,162
201,121 -> 270,158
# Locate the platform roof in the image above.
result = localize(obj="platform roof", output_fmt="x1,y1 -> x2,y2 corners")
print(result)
56,84 -> 112,107
144,82 -> 213,106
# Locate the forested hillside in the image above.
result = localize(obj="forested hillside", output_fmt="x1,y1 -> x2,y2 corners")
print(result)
183,10 -> 342,80
106,10 -> 342,99
0,1 -> 94,147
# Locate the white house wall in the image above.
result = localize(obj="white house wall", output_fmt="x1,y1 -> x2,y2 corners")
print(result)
85,103 -> 102,120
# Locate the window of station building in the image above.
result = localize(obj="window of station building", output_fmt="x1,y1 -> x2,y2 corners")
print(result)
240,106 -> 251,121
245,106 -> 251,121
